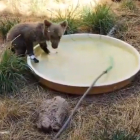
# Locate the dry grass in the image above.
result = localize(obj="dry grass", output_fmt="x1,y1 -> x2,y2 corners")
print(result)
0,17 -> 20,40
121,0 -> 137,11
1,0 -> 140,140
0,0 -> 103,17
1,78 -> 140,140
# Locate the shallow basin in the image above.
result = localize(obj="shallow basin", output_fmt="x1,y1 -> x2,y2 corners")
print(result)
27,33 -> 140,95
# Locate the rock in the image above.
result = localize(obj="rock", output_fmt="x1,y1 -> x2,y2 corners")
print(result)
36,96 -> 69,133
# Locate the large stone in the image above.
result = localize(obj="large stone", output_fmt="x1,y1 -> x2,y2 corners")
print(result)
36,96 -> 69,133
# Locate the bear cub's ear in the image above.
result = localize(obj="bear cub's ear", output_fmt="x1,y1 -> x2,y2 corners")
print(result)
44,20 -> 52,27
60,20 -> 68,28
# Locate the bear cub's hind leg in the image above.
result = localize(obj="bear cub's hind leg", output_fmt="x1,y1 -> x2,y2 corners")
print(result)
12,37 -> 26,57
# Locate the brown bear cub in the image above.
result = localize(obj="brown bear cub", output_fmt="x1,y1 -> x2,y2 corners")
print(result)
6,19 -> 68,63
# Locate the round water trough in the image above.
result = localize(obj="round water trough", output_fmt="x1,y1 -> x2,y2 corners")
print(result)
27,33 -> 140,95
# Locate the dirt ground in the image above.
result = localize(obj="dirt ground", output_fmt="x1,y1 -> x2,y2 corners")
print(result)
1,0 -> 140,140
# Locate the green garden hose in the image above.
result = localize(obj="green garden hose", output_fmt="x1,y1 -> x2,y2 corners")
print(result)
53,56 -> 114,140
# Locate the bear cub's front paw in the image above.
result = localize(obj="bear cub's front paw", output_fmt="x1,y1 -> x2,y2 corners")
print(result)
33,58 -> 39,63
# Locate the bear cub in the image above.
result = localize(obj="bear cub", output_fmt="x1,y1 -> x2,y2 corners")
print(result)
6,19 -> 68,63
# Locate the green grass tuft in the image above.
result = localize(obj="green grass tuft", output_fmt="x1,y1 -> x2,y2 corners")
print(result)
0,17 -> 20,40
51,5 -> 82,34
121,0 -> 136,11
112,130 -> 140,140
54,18 -> 80,34
0,47 -> 30,94
82,3 -> 116,35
